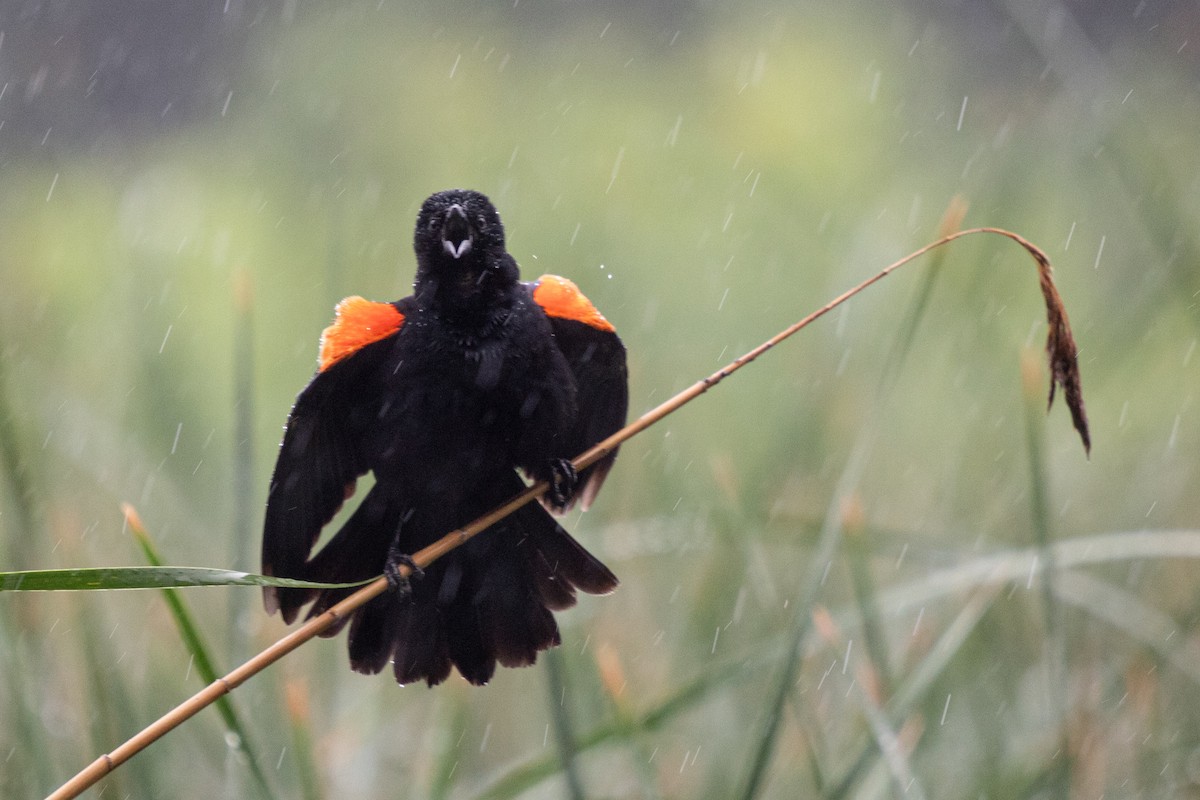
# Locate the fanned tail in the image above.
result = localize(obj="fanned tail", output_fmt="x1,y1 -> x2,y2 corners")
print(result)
286,474 -> 617,686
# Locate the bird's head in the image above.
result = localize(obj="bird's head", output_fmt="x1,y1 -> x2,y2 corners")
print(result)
412,189 -> 517,306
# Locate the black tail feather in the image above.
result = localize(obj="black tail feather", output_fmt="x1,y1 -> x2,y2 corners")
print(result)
274,474 -> 616,686
347,593 -> 399,674
522,504 -> 619,598
443,586 -> 496,685
391,602 -> 452,686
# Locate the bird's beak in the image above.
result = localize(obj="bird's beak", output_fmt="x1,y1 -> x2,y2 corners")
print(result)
441,204 -> 473,259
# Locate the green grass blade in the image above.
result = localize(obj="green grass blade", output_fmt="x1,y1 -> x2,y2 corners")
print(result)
230,270 -> 258,663
825,586 -> 1000,798
75,600 -> 159,799
544,647 -> 586,800
0,566 -> 374,592
281,678 -> 324,800
478,653 -> 753,799
0,614 -> 58,797
1053,569 -> 1200,686
843,500 -> 892,696
0,341 -> 59,795
873,530 -> 1200,614
1021,349 -> 1070,793
738,438 -> 875,800
0,339 -> 40,571
887,588 -> 1000,716
591,646 -> 667,800
429,696 -> 471,800
859,701 -> 928,800
474,528 -> 1200,800
129,508 -> 279,800
876,198 -> 964,396
736,530 -> 836,800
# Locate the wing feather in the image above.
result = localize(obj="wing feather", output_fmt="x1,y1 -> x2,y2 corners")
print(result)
261,298 -> 406,618
530,275 -> 628,510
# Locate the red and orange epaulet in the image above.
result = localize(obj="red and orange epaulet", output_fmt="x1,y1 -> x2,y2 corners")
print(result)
531,274 -> 615,333
318,296 -> 405,372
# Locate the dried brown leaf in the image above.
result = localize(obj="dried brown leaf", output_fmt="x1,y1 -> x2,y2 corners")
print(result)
996,230 -> 1091,455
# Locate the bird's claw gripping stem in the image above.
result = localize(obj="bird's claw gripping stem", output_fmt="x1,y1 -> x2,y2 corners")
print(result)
544,458 -> 578,512
384,549 -> 424,600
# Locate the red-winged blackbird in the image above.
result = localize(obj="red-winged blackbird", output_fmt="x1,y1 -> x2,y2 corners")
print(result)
262,189 -> 627,686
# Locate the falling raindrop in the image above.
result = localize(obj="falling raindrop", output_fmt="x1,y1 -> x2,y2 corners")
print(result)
606,147 -> 625,193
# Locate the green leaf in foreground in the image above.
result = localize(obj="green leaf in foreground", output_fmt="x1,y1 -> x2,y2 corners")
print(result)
0,566 -> 373,592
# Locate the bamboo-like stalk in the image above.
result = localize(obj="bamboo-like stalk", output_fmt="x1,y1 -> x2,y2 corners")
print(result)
46,227 -> 1089,800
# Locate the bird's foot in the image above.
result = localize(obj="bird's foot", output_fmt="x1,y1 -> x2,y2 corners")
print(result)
543,458 -> 578,513
384,550 -> 424,601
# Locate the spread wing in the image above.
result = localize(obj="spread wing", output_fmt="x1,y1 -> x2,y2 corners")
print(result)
531,275 -> 628,510
261,297 -> 406,618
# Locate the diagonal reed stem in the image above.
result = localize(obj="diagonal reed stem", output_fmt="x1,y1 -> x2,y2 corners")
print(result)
46,226 -> 1088,800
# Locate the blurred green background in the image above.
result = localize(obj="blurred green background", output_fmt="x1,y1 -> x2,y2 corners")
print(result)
2,1 -> 1199,798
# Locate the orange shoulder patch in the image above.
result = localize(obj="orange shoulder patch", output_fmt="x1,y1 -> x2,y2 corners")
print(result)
532,274 -> 615,333
318,296 -> 404,372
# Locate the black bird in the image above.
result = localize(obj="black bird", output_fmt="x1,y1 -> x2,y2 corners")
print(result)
262,189 -> 628,686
